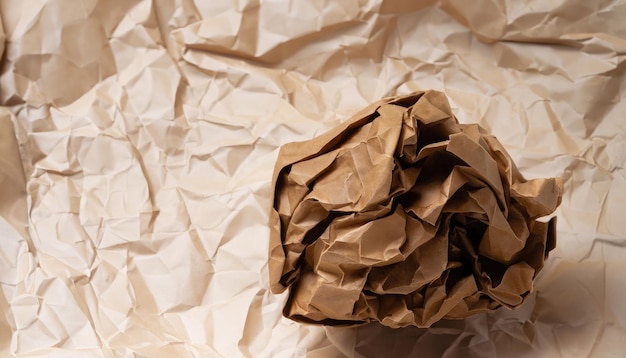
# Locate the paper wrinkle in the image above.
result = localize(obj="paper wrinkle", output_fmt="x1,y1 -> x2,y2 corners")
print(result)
1,0 -> 625,356
0,15 -> 4,61
440,0 -> 626,44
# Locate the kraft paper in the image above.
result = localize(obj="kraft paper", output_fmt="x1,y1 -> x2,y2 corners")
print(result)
1,0 -> 625,356
270,90 -> 561,328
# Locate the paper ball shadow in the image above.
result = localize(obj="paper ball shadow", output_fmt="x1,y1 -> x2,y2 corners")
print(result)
324,255 -> 608,357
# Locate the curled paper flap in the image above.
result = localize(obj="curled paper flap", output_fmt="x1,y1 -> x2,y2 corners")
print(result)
270,90 -> 562,328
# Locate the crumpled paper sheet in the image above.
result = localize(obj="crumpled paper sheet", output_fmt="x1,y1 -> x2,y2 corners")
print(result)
0,0 -> 625,357
270,90 -> 562,328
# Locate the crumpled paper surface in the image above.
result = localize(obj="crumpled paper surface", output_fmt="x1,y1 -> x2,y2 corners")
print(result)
0,0 -> 625,357
270,90 -> 562,328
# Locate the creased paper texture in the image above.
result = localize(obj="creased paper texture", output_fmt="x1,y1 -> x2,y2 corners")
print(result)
1,0 -> 625,357
270,90 -> 561,328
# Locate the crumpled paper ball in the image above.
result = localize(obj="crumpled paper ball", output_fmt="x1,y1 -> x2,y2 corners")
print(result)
269,90 -> 562,328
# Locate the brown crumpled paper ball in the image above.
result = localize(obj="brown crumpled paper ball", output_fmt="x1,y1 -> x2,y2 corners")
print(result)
269,90 -> 562,328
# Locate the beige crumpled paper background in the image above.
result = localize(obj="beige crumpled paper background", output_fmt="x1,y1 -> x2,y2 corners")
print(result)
0,0 -> 625,357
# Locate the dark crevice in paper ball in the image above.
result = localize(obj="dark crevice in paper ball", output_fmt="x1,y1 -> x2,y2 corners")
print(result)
269,90 -> 562,328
